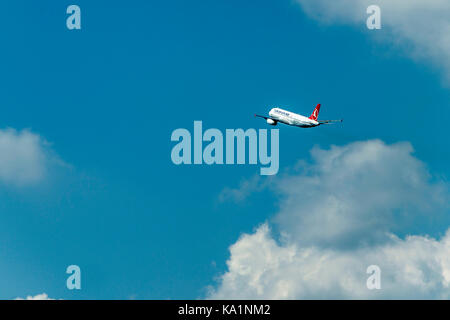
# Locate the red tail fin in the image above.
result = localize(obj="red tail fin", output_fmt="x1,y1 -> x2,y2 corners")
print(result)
309,104 -> 321,120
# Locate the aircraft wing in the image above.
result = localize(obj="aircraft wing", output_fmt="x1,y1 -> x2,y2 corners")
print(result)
255,114 -> 278,121
318,119 -> 343,125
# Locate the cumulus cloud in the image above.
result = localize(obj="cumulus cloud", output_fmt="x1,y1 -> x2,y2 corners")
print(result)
0,128 -> 60,187
208,140 -> 450,299
274,140 -> 446,249
296,0 -> 450,81
209,224 -> 450,299
15,293 -> 54,300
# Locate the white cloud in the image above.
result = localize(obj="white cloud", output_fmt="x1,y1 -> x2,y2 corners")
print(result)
209,224 -> 450,299
273,140 -> 446,249
15,293 -> 54,300
209,140 -> 450,299
0,128 -> 60,187
296,0 -> 450,82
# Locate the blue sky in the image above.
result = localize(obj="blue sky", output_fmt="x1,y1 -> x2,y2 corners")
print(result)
0,1 -> 449,299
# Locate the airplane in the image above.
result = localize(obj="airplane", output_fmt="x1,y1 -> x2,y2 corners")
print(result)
255,104 -> 343,128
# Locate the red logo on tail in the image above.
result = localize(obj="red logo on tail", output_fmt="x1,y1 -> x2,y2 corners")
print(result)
309,104 -> 321,121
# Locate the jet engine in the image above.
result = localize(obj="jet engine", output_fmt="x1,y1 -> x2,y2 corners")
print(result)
266,119 -> 277,126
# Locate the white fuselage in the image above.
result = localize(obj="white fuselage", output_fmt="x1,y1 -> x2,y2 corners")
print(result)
269,108 -> 319,128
